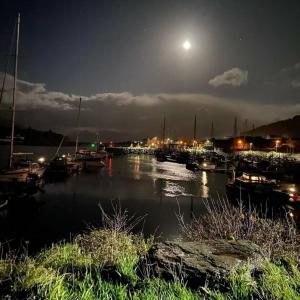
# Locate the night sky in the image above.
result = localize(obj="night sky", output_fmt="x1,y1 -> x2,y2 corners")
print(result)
1,0 -> 300,141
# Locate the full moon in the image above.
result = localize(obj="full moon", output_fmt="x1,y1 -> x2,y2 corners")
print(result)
182,40 -> 191,50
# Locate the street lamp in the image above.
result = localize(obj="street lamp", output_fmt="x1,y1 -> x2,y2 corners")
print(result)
237,139 -> 243,150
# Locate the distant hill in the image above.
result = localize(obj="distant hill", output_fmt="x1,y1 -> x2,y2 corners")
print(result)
0,126 -> 73,146
246,115 -> 300,138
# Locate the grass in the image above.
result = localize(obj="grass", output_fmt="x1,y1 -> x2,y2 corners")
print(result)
37,243 -> 93,272
0,203 -> 300,299
1,231 -> 300,299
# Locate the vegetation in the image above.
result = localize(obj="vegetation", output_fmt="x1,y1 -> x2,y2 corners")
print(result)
178,197 -> 299,259
0,203 -> 300,299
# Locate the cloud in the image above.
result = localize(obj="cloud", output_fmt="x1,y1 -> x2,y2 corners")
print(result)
208,68 -> 248,87
1,73 -> 299,140
280,62 -> 300,88
0,73 -> 79,110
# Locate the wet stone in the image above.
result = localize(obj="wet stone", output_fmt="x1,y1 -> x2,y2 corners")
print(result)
146,240 -> 263,289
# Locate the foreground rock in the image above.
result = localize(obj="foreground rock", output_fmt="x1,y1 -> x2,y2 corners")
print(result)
147,240 -> 263,289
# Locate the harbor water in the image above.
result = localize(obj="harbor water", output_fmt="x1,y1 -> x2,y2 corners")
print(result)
0,146 -> 228,252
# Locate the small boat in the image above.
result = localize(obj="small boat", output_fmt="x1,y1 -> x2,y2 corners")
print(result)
44,156 -> 69,177
226,172 -> 300,206
186,161 -> 200,171
74,149 -> 107,170
70,97 -> 107,171
0,15 -> 45,197
199,161 -> 216,171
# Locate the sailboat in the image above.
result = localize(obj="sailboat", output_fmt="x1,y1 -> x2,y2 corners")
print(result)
72,97 -> 107,170
0,13 -> 45,197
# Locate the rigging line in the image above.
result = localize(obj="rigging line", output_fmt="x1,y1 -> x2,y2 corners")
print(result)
0,22 -> 17,106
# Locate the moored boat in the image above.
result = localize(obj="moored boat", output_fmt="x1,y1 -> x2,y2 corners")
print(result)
0,14 -> 45,197
199,161 -> 216,171
226,172 -> 300,207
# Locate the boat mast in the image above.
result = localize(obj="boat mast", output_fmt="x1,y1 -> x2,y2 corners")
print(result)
233,116 -> 238,138
75,97 -> 82,156
210,121 -> 214,139
193,114 -> 197,142
9,13 -> 20,169
162,115 -> 166,147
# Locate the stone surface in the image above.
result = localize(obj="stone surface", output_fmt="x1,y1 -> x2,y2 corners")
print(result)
147,240 -> 263,288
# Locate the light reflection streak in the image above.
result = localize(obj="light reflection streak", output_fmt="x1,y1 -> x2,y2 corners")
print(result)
201,171 -> 209,198
108,157 -> 112,177
133,156 -> 140,180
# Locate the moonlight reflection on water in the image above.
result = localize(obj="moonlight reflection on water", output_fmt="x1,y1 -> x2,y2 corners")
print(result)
0,147 -> 228,252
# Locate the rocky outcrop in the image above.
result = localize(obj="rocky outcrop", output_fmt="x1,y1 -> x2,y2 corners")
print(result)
147,240 -> 263,289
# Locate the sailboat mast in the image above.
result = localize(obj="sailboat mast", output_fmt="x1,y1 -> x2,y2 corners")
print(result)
210,121 -> 214,139
9,13 -> 20,169
75,97 -> 82,155
162,115 -> 166,146
193,114 -> 197,141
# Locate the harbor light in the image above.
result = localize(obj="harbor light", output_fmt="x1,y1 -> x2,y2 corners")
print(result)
275,139 -> 281,152
38,157 -> 45,163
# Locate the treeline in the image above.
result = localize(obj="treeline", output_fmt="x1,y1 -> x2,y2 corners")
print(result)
0,126 -> 74,146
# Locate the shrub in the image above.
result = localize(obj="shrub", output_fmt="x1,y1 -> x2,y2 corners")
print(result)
76,230 -> 151,266
178,197 -> 299,258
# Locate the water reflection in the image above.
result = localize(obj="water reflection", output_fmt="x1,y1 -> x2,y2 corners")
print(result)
201,171 -> 209,198
163,181 -> 186,197
0,153 -> 228,252
133,156 -> 140,180
108,158 -> 113,177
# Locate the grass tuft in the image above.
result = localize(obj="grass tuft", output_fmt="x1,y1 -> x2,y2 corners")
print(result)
13,257 -> 60,291
38,242 -> 93,272
228,265 -> 257,299
257,260 -> 300,299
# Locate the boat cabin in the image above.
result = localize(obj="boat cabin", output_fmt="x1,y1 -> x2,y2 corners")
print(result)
239,172 -> 273,184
